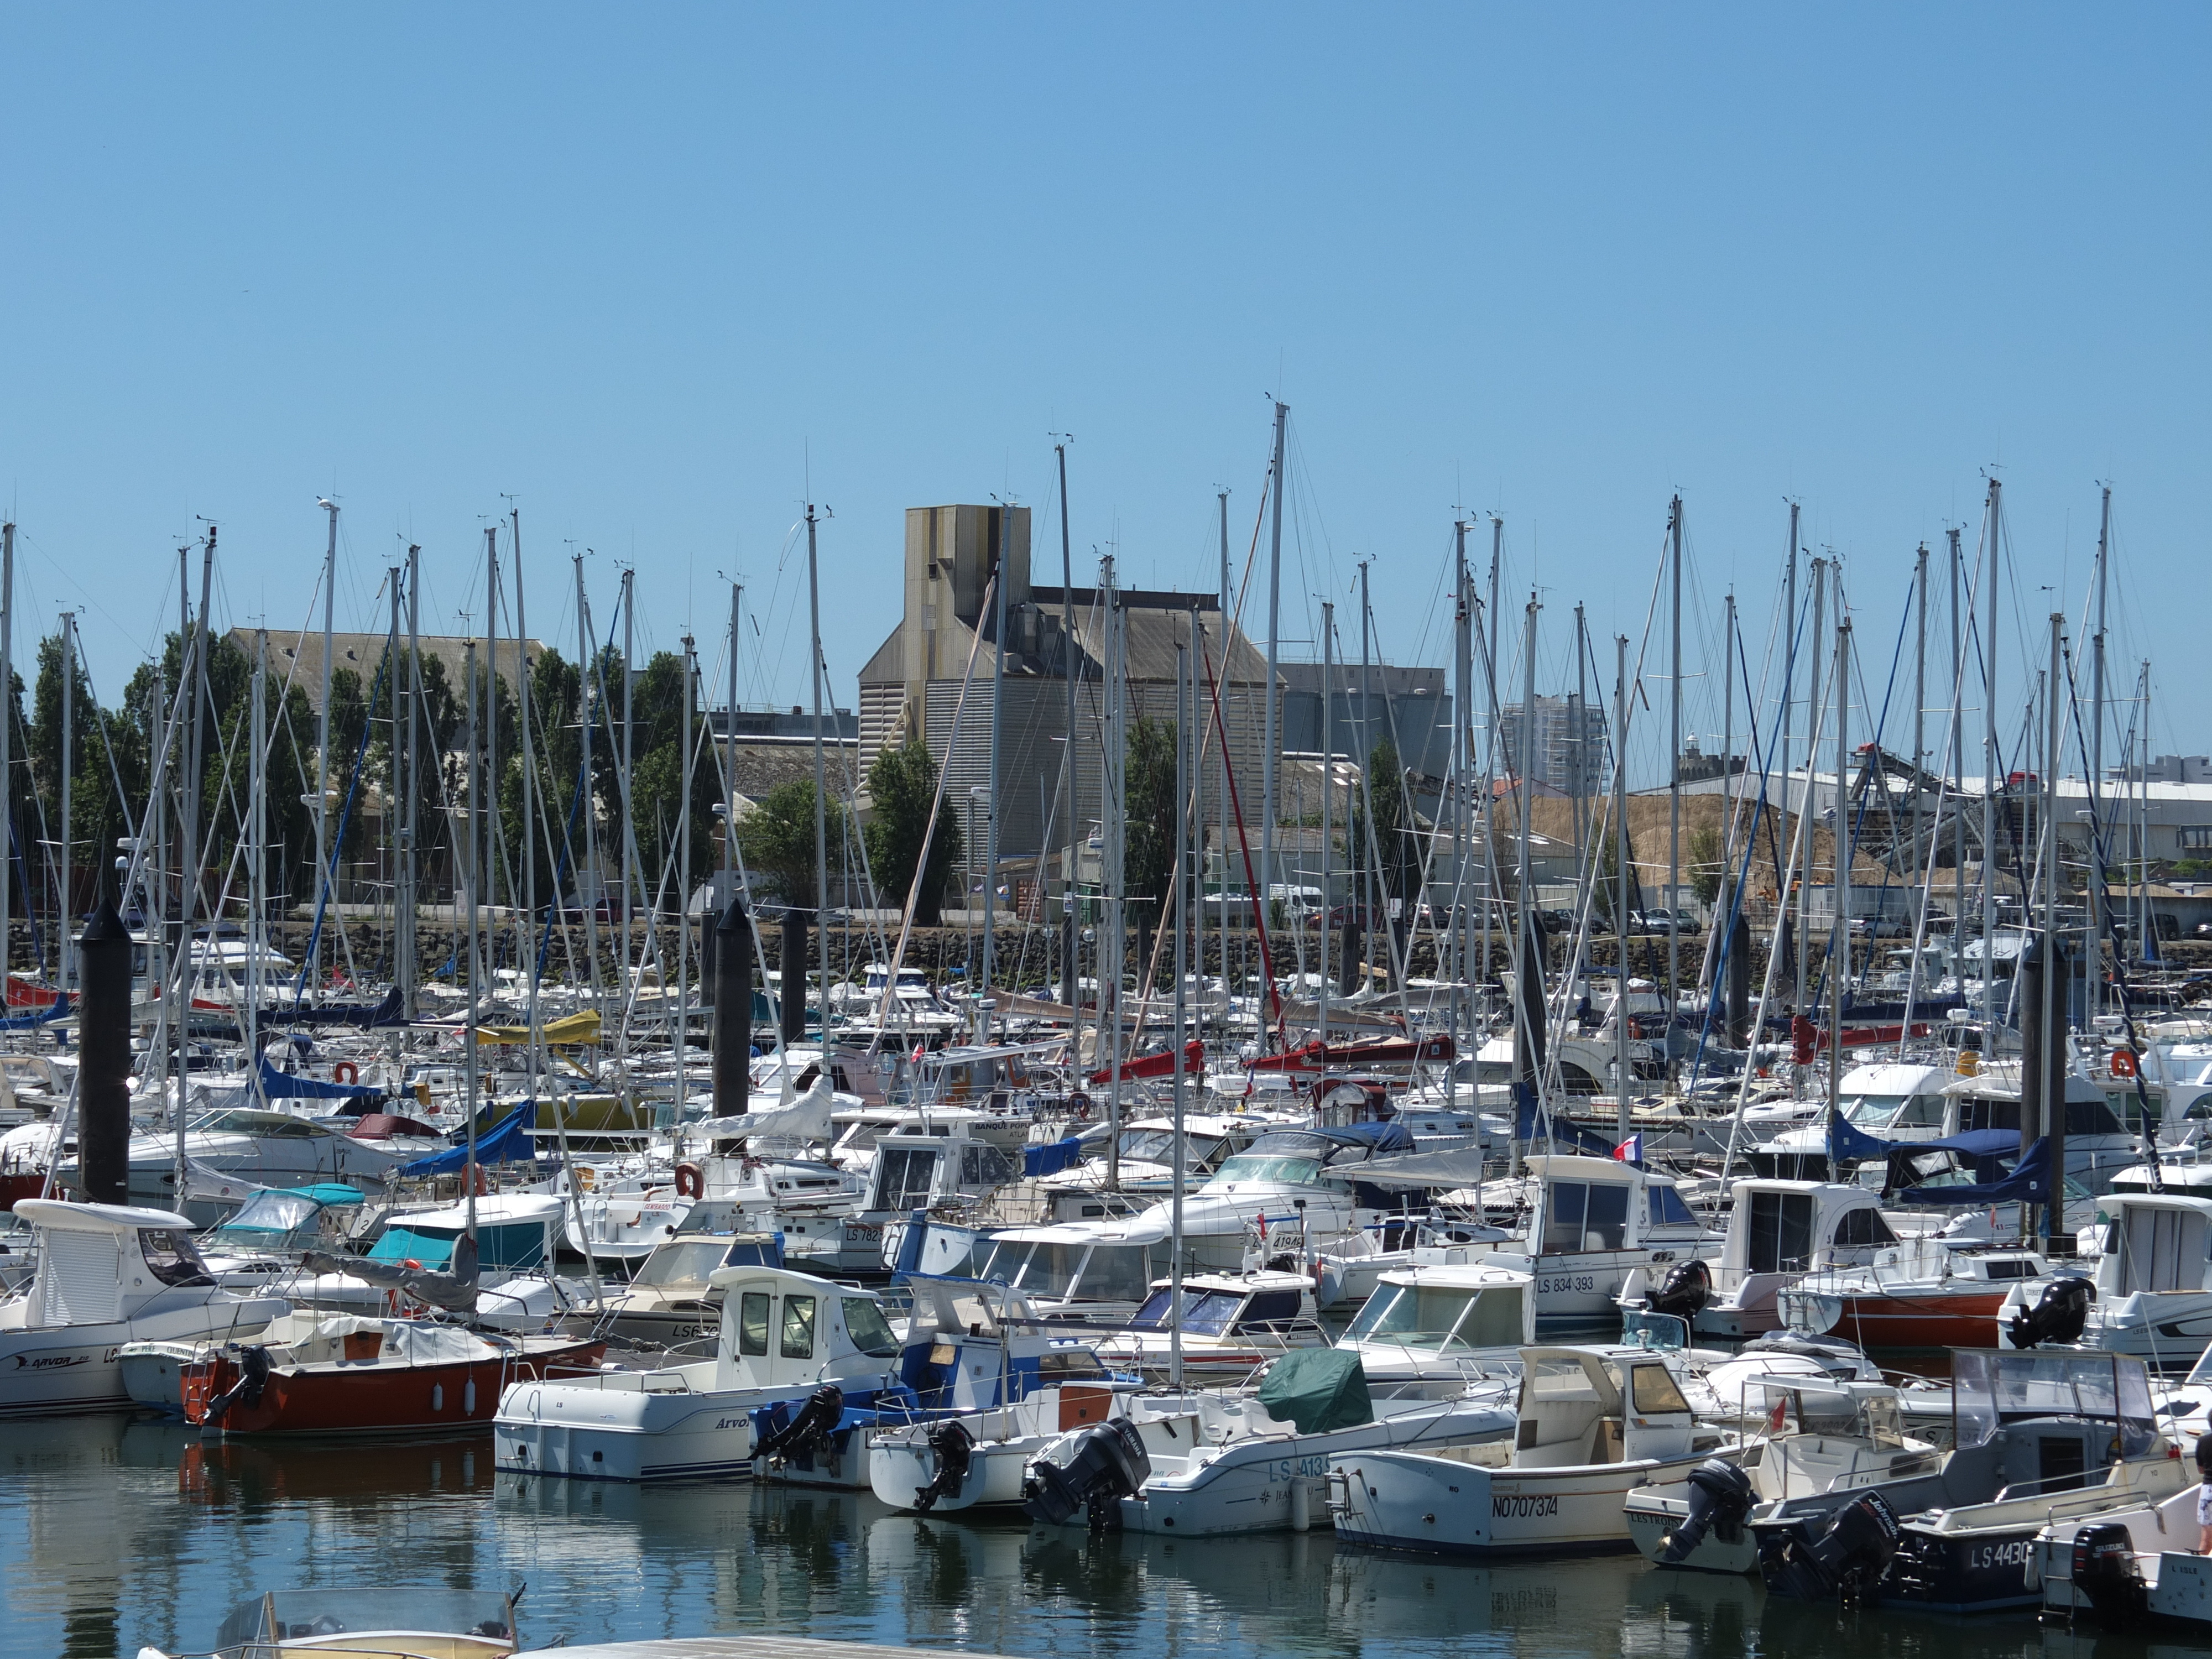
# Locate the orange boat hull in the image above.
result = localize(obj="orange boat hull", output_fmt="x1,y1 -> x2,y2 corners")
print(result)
182,1339 -> 603,1434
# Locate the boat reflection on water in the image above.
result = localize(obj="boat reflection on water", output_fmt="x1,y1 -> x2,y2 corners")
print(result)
158,1423 -> 497,1508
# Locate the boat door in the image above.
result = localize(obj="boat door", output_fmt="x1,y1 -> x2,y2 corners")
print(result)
1612,1358 -> 1696,1462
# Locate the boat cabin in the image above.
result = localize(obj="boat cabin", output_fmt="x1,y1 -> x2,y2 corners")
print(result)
862,1124 -> 1021,1218
1121,1270 -> 1324,1346
366,1194 -> 568,1273
895,1273 -> 1114,1410
2095,1190 -> 2212,1298
9,1199 -> 215,1327
1337,1262 -> 1534,1375
974,1224 -> 1166,1318
1511,1345 -> 1699,1467
705,1265 -> 904,1394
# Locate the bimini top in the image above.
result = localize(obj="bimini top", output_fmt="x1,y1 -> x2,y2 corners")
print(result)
15,1198 -> 194,1233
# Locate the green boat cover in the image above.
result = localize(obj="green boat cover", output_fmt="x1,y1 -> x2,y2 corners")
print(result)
1256,1347 -> 1372,1434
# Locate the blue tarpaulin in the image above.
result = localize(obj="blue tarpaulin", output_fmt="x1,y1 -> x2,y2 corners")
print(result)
1895,1136 -> 2053,1207
267,985 -> 406,1028
0,994 -> 70,1032
257,1052 -> 384,1101
397,1101 -> 541,1176
1514,1097 -> 1621,1157
1023,1136 -> 1086,1177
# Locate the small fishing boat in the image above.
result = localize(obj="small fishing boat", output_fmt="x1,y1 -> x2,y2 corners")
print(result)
2034,1457 -> 2212,1633
1630,1177 -> 1903,1340
1483,1154 -> 1719,1328
1324,1344 -> 1735,1556
1777,1237 -> 2060,1349
1332,1262 -> 1534,1381
2000,1188 -> 2212,1362
0,1199 -> 288,1417
578,1229 -> 783,1346
1091,1271 -> 1331,1379
179,1317 -> 603,1434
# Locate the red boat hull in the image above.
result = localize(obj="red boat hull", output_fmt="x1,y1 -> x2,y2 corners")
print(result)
1820,1290 -> 2007,1349
181,1338 -> 604,1434
5,975 -> 59,1009
1244,1034 -> 1455,1074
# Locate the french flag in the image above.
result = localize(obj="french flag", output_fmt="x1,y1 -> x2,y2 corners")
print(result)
1613,1134 -> 1643,1164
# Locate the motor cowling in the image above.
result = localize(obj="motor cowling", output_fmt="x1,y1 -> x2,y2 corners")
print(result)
2006,1276 -> 2094,1349
2069,1523 -> 2147,1631
1658,1457 -> 1755,1564
1022,1418 -> 1152,1528
1759,1490 -> 1902,1606
911,1418 -> 975,1514
1646,1258 -> 1713,1320
204,1345 -> 273,1423
754,1384 -> 846,1463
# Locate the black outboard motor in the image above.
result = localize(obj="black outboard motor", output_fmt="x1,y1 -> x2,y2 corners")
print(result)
1022,1418 -> 1152,1529
1646,1259 -> 1712,1320
1658,1457 -> 1755,1565
754,1384 -> 845,1463
911,1418 -> 975,1514
1759,1490 -> 1902,1606
2069,1523 -> 2148,1630
2005,1276 -> 2094,1349
204,1345 -> 272,1423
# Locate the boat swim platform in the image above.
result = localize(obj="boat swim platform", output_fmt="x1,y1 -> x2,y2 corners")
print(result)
521,1639 -> 1022,1659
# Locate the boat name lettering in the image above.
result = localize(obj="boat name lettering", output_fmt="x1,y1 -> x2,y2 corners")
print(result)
1491,1493 -> 1559,1519
17,1353 -> 92,1370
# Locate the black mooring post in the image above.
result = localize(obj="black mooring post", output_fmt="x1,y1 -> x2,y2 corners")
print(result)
77,898 -> 133,1204
711,899 -> 753,1118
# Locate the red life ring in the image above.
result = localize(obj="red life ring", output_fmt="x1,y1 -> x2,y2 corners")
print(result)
467,1165 -> 488,1197
2110,1048 -> 2139,1079
675,1162 -> 705,1199
333,1061 -> 359,1085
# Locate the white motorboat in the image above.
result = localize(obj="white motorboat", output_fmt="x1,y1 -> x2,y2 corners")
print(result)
1092,1271 -> 1331,1379
2034,1465 -> 2212,1634
1743,1062 -> 1957,1179
1324,1343 -> 1735,1555
1484,1155 -> 1719,1327
1632,1177 -> 1905,1340
1332,1261 -> 1535,1381
136,1585 -> 519,1659
0,1199 -> 287,1416
2001,1187 -> 2212,1363
55,1108 -> 409,1219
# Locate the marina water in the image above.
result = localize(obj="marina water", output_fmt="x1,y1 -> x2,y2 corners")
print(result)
2,1414 -> 2196,1659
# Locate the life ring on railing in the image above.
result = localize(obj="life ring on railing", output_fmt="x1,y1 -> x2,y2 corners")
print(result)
467,1165 -> 488,1197
2110,1047 -> 2140,1079
1067,1091 -> 1091,1121
332,1061 -> 359,1085
675,1162 -> 705,1199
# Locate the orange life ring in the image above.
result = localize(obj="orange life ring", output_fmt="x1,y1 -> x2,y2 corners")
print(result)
2110,1048 -> 2139,1079
467,1165 -> 488,1197
675,1162 -> 705,1199
333,1061 -> 359,1085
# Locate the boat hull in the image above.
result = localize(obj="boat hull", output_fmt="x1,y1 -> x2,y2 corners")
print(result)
1326,1446 -> 1714,1557
1782,1288 -> 2007,1349
0,1296 -> 288,1418
184,1339 -> 603,1434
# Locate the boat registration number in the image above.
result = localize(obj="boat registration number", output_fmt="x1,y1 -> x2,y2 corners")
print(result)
1967,1539 -> 2034,1572
1492,1494 -> 1559,1518
1537,1276 -> 1597,1295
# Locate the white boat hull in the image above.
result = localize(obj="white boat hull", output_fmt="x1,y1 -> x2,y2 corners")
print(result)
1326,1445 -> 1714,1556
494,1368 -> 761,1481
0,1295 -> 287,1417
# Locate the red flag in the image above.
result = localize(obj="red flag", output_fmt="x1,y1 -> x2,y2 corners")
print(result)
1768,1396 -> 1788,1433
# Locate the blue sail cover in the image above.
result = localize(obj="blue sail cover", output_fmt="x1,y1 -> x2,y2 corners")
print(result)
0,994 -> 70,1032
257,1052 -> 385,1100
267,985 -> 406,1028
398,1100 -> 541,1175
1895,1135 -> 2053,1207
1514,1097 -> 1620,1157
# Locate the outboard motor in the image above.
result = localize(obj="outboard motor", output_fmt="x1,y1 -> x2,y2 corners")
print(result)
2005,1276 -> 2094,1349
1658,1457 -> 1755,1565
1759,1491 -> 1902,1607
2069,1523 -> 2148,1630
1022,1418 -> 1152,1529
911,1418 -> 975,1514
754,1384 -> 846,1463
1646,1259 -> 1712,1320
204,1345 -> 272,1423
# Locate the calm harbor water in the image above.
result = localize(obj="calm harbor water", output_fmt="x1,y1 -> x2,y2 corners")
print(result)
0,1414 -> 2194,1659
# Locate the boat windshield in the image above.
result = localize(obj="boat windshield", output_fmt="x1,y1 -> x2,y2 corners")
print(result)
1952,1349 -> 2158,1454
214,1589 -> 512,1651
1207,1155 -> 1326,1188
1344,1282 -> 1523,1350
632,1240 -> 734,1287
1117,1128 -> 1178,1162
1129,1287 -> 1243,1335
212,1190 -> 324,1238
191,1110 -> 334,1138
1846,1093 -> 1944,1130
841,1296 -> 901,1357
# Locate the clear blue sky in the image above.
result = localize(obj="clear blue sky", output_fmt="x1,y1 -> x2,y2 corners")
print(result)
1,7 -> 2204,779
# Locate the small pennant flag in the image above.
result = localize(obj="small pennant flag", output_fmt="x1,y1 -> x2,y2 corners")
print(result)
1768,1395 -> 1788,1433
1613,1134 -> 1643,1164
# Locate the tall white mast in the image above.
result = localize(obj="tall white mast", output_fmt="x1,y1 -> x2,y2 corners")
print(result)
1260,403 -> 1286,1003
1667,495 -> 1683,1075
807,505 -> 828,1043
315,498 -> 337,988
2088,486 -> 2111,1019
1981,479 -> 2002,1039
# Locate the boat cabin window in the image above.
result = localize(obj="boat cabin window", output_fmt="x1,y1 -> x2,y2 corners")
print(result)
139,1228 -> 214,1287
738,1291 -> 772,1356
987,1240 -> 1083,1298
779,1293 -> 817,1359
1832,1207 -> 1898,1249
1847,1092 -> 1944,1130
959,1144 -> 1015,1186
1347,1282 -> 1522,1350
872,1146 -> 941,1210
1542,1181 -> 1629,1252
1647,1185 -> 1697,1228
1629,1363 -> 1692,1415
1746,1190 -> 1817,1273
1234,1290 -> 1305,1332
2064,1100 -> 2126,1137
841,1297 -> 900,1357
1208,1154 -> 1328,1188
1130,1286 -> 1242,1334
1955,1098 -> 2021,1134
1080,1244 -> 1158,1305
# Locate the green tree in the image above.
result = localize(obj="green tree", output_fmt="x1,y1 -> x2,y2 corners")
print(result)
1352,737 -> 1421,912
1687,825 -> 1725,905
1123,713 -> 1179,963
736,777 -> 849,907
865,735 -> 961,927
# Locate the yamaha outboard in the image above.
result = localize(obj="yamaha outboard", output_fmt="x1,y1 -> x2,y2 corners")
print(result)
755,1384 -> 846,1463
1658,1457 -> 1754,1565
2005,1276 -> 2094,1349
1022,1418 -> 1152,1528
1646,1258 -> 1712,1320
2069,1523 -> 2148,1631
911,1418 -> 975,1513
1759,1490 -> 1902,1606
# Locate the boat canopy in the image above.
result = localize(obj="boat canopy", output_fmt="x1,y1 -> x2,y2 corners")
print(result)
1256,1347 -> 1373,1434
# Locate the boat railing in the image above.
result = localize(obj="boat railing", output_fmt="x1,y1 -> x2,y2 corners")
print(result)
1988,1463 -> 2125,1506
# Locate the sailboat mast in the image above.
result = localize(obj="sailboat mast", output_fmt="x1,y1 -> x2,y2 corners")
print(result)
1949,526 -> 1966,985
404,544 -> 421,1022
807,506 -> 828,1045
1981,479 -> 2002,1039
1215,488 -> 1229,1008
483,526 -> 500,994
577,557 -> 600,1011
1449,522 -> 1470,1107
1799,558 -> 1825,1014
1614,634 -> 1630,1128
1059,446 -> 1079,1050
982,504 -> 1010,1037
1261,403 -> 1286,1000
316,499 -> 337,987
59,611 -> 75,989
1667,495 -> 1683,1073
1830,615 -> 1850,1124
2088,486 -> 2111,1019
678,635 -> 696,1139
621,568 -> 636,995
249,629 -> 266,1078
1911,545 -> 1928,931
514,509 -> 539,1086
1102,554 -> 1124,1190
1318,599 -> 1334,1041
0,521 -> 11,993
